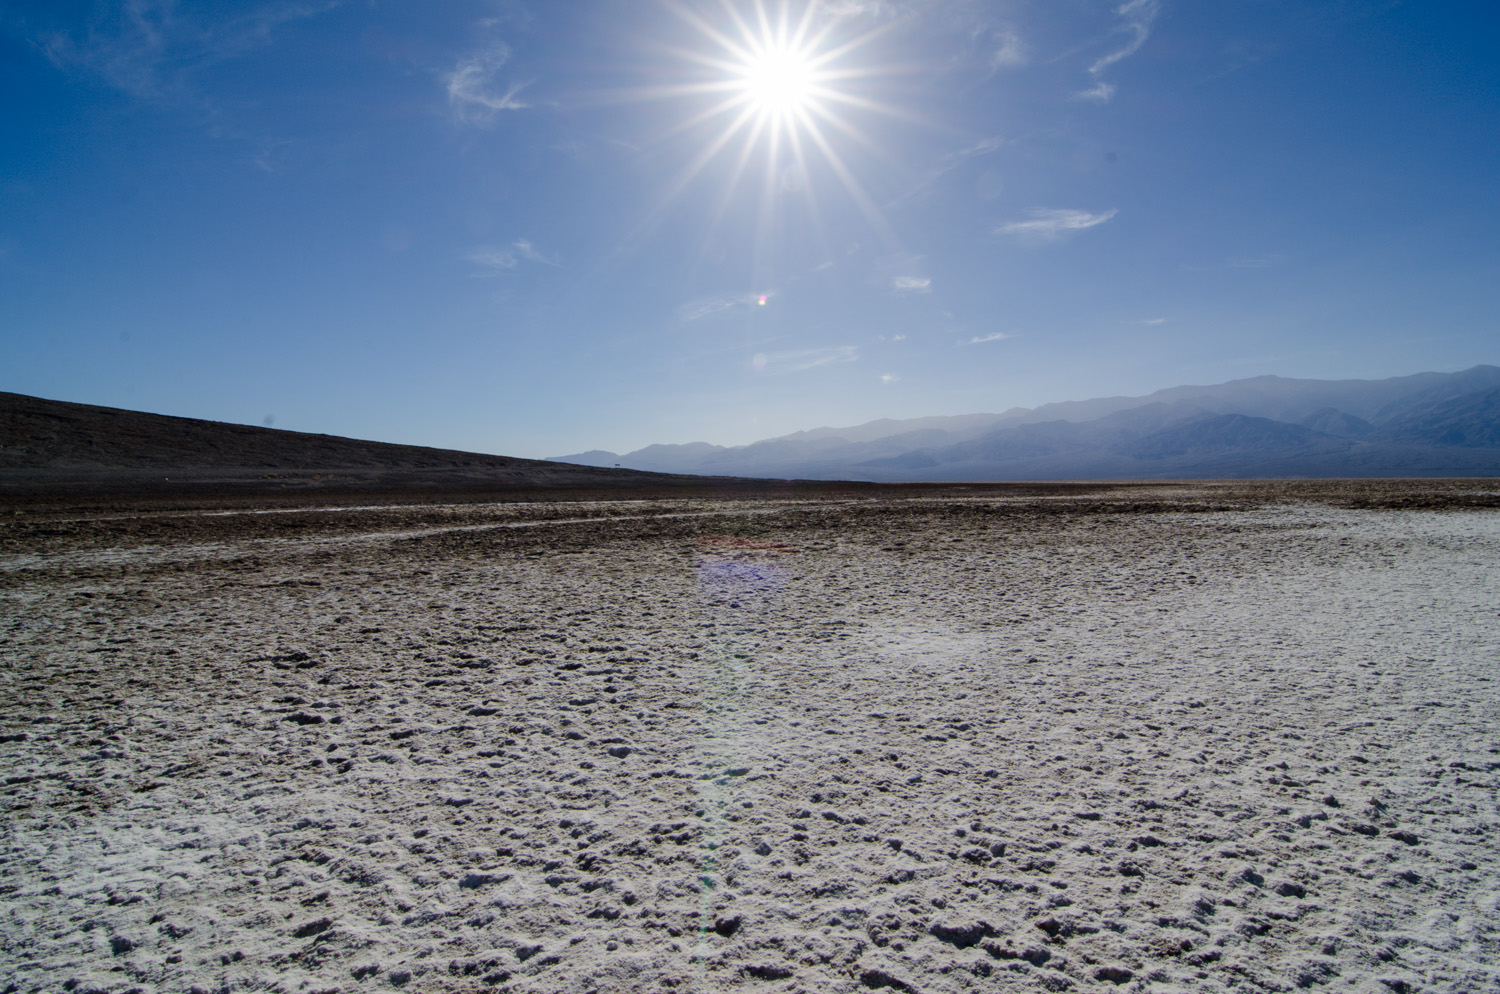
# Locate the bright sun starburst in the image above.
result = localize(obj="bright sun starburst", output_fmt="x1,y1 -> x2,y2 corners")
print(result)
632,0 -> 904,249
678,1 -> 848,157
738,43 -> 817,118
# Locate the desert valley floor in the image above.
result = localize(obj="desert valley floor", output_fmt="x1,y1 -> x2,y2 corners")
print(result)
1,481 -> 1497,993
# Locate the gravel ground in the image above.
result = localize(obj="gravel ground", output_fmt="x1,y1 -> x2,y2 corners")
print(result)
1,482 -> 1497,993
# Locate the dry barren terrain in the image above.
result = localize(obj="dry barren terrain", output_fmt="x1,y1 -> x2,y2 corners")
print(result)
1,481 -> 1497,993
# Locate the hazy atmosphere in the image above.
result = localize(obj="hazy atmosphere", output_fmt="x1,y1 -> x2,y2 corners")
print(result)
3,0 -> 1496,457
5,6 -> 1499,993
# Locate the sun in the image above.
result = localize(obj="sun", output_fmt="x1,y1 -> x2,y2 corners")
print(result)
737,42 -> 817,120
618,1 -> 908,268
642,2 -> 898,193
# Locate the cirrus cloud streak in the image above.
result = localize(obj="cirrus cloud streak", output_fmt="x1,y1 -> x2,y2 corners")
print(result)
962,331 -> 1011,346
445,46 -> 527,124
996,208 -> 1117,239
756,346 -> 859,374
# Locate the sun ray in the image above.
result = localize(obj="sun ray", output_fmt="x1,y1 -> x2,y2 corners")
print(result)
803,97 -> 908,176
797,109 -> 900,250
781,114 -> 838,264
664,103 -> 762,203
633,101 -> 764,251
614,0 -> 923,283
650,90 -> 756,146
700,111 -> 774,248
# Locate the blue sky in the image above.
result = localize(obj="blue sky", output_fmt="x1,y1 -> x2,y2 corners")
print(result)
2,1 -> 1496,458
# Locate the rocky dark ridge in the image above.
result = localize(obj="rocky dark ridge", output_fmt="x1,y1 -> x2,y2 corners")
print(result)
0,392 -> 707,497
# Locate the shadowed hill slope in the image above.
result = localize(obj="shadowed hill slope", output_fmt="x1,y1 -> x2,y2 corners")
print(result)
0,392 -> 709,496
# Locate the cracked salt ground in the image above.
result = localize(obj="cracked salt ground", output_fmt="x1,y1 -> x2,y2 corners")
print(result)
0,500 -> 825,577
827,507 -> 1500,992
1,484 -> 1497,993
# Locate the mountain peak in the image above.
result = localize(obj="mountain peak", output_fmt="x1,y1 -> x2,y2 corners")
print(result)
557,366 -> 1500,481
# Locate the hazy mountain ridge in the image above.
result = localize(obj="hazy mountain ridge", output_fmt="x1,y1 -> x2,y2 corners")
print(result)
550,366 -> 1500,480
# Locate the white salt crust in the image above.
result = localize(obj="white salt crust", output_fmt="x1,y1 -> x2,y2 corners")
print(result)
1,491 -> 1496,993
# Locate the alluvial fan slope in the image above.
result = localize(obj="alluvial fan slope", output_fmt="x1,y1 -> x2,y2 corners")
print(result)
1,483 -> 1497,994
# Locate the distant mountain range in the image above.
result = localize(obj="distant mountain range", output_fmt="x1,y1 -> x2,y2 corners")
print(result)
550,365 -> 1500,480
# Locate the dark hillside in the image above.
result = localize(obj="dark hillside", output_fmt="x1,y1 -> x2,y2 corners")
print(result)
0,392 -> 700,496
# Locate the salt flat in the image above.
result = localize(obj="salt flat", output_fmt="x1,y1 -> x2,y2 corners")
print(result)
1,483 -> 1497,993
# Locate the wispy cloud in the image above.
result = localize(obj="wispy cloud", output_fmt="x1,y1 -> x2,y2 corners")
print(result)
1225,254 -> 1284,269
36,1 -> 342,100
1091,0 -> 1160,74
445,46 -> 528,123
31,2 -> 339,169
996,208 -> 1118,239
985,27 -> 1026,69
871,252 -> 932,292
893,135 -> 1005,205
511,239 -> 559,266
754,346 -> 859,374
1080,0 -> 1160,102
957,135 -> 1005,159
963,332 -> 1011,346
879,372 -> 901,383
249,137 -> 299,174
38,1 -> 340,101
468,247 -> 519,274
39,6 -> 171,99
1177,253 -> 1287,272
678,291 -> 765,322
822,1 -> 900,18
468,239 -> 558,275
1130,317 -> 1167,326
